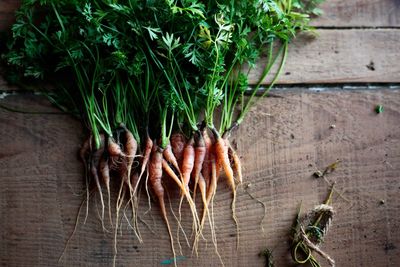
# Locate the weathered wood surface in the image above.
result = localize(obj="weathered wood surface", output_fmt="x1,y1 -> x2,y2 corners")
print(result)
1,0 -> 400,31
1,0 -> 400,266
1,28 -> 399,85
250,29 -> 400,84
0,0 -> 20,32
1,1 -> 400,84
311,0 -> 400,27
1,88 -> 399,266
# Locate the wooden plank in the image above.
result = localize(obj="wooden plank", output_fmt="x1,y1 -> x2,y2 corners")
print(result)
0,88 -> 399,266
1,29 -> 399,85
249,29 -> 400,84
312,0 -> 400,27
1,0 -> 400,33
0,0 -> 20,32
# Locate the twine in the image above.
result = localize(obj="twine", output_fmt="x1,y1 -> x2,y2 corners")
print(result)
297,204 -> 335,267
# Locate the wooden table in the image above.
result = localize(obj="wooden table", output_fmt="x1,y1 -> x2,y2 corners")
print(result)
1,1 -> 399,266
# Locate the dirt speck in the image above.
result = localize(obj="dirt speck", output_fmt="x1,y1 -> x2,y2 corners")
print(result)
384,242 -> 396,253
366,61 -> 375,71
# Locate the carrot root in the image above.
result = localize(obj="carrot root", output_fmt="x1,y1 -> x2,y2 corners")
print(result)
150,146 -> 177,267
226,139 -> 243,184
91,136 -> 106,231
192,131 -> 206,202
213,131 -> 240,248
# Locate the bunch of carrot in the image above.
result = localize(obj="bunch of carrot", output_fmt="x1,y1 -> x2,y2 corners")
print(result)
3,0 -> 322,265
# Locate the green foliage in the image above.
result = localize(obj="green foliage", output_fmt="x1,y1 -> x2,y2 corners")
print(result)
2,0 -> 324,142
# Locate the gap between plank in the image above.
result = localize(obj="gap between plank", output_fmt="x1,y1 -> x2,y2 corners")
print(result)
249,84 -> 400,95
2,84 -> 400,98
315,26 -> 400,30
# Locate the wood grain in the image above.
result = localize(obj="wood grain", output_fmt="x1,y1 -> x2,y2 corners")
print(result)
312,0 -> 400,27
0,0 -> 20,32
249,29 -> 400,84
1,29 -> 399,86
0,88 -> 399,266
1,0 -> 400,31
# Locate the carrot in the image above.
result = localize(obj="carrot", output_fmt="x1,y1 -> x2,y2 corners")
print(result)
113,182 -> 126,267
163,143 -> 181,174
161,159 -> 199,224
79,135 -> 92,224
108,136 -> 125,171
181,137 -> 195,187
140,136 -> 153,213
150,145 -> 177,266
90,134 -> 106,231
212,128 -> 239,248
201,146 -> 223,265
138,135 -> 153,187
162,158 -> 200,254
122,127 -> 138,227
206,145 -> 217,205
201,128 -> 212,189
108,137 -> 125,157
213,133 -> 234,189
162,159 -> 183,190
99,155 -> 113,227
170,132 -> 186,165
178,137 -> 195,238
225,139 -> 242,184
111,127 -> 139,266
162,158 -> 189,251
192,131 -> 206,201
198,173 -> 208,229
129,171 -> 142,242
123,126 -> 138,180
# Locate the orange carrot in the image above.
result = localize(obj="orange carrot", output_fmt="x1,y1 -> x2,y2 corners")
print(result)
163,143 -> 181,174
139,135 -> 153,183
201,145 -> 223,265
121,127 -> 139,241
140,136 -> 153,213
198,173 -> 208,228
212,129 -> 239,247
178,137 -> 195,244
170,132 -> 186,165
162,159 -> 183,189
150,145 -> 177,266
162,159 -> 199,221
192,131 -> 206,200
99,155 -> 113,227
201,128 -> 212,189
90,134 -> 106,231
108,136 -> 125,172
124,128 -> 138,210
111,127 -> 139,264
225,139 -> 242,184
206,145 -> 217,205
214,134 -> 234,189
130,171 -> 142,242
181,137 -> 195,188
79,135 -> 92,222
108,137 -> 124,157
163,158 -> 200,254
124,127 -> 138,180
130,172 -> 139,199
